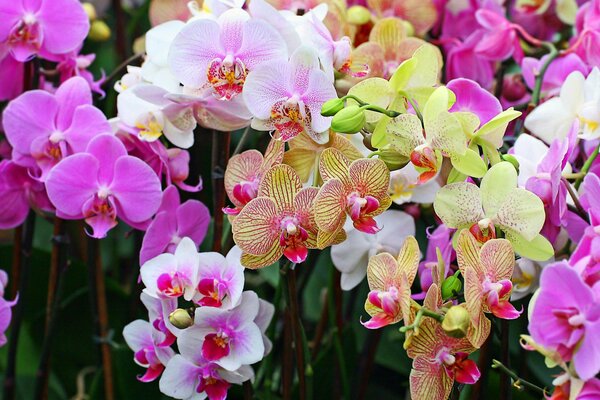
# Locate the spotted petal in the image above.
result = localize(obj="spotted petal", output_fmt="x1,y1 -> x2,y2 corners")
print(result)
494,188 -> 546,241
480,161 -> 518,218
433,183 -> 484,229
386,113 -> 426,157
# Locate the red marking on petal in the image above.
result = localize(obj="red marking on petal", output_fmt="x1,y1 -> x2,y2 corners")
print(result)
451,354 -> 480,385
283,242 -> 308,264
202,333 -> 231,361
157,272 -> 185,297
137,363 -> 165,383
361,313 -> 395,329
207,58 -> 247,100
353,216 -> 381,234
491,301 -> 522,320
197,375 -> 231,400
469,222 -> 496,243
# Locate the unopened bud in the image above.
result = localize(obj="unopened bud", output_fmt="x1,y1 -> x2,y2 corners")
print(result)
347,6 -> 371,25
441,271 -> 462,300
501,154 -> 520,173
376,148 -> 409,171
169,308 -> 194,329
321,98 -> 345,116
402,20 -> 415,37
88,20 -> 111,42
441,306 -> 470,339
331,105 -> 366,134
82,3 -> 97,21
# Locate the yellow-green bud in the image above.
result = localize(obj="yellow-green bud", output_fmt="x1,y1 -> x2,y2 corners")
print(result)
376,148 -> 410,171
501,154 -> 520,173
321,98 -> 345,117
169,308 -> 194,329
402,20 -> 415,37
82,3 -> 97,21
347,6 -> 371,25
331,105 -> 366,134
441,272 -> 462,300
88,20 -> 111,42
441,306 -> 470,339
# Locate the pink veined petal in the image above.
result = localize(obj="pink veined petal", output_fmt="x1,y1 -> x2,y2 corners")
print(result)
243,62 -> 290,119
2,89 -> 57,157
305,68 -> 336,133
236,18 -> 287,70
62,105 -> 112,153
36,0 -> 89,55
54,76 -> 93,130
218,8 -> 249,52
45,153 -> 99,218
110,156 -> 162,224
168,18 -> 223,89
0,54 -> 25,101
158,355 -> 202,399
139,211 -> 178,265
287,46 -> 320,95
491,300 -> 522,320
0,185 -> 29,229
85,134 -> 128,185
176,200 -> 210,244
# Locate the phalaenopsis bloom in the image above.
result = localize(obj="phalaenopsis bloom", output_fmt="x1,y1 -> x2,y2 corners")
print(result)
232,164 -> 325,268
314,148 -> 391,237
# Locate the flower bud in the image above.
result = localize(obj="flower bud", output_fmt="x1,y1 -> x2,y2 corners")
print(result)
331,105 -> 366,133
169,308 -> 194,329
441,306 -> 470,339
88,20 -> 111,42
501,154 -> 520,173
321,98 -> 345,117
347,6 -> 371,25
441,272 -> 462,300
402,20 -> 415,37
82,2 -> 97,20
376,148 -> 409,171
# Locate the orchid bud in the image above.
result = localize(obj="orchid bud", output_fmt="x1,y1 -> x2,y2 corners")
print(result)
347,6 -> 371,25
501,154 -> 520,173
376,148 -> 409,171
321,98 -> 345,116
441,272 -> 462,300
169,308 -> 194,329
331,105 -> 366,133
89,20 -> 111,42
82,3 -> 97,20
402,20 -> 415,37
441,306 -> 470,338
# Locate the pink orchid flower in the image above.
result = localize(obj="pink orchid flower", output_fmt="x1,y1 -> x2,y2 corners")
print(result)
193,247 -> 245,309
571,0 -> 600,67
445,33 -> 495,90
45,134 -> 163,238
0,55 -> 24,101
141,237 -> 201,302
521,53 -> 589,98
0,160 -> 53,229
571,189 -> 600,287
0,270 -> 17,347
407,285 -> 480,400
362,237 -> 420,329
3,77 -> 112,179
192,291 -> 265,371
243,46 -> 336,143
223,139 -> 284,216
169,8 -> 287,100
446,78 -> 502,127
529,262 -> 600,381
123,319 -> 176,382
140,185 -> 210,265
53,48 -> 106,97
473,9 -> 527,62
140,292 -> 177,347
0,0 -> 89,62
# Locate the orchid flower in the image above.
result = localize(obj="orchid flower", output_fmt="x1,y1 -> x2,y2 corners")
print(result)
148,0 -> 191,26
232,164 -> 325,268
388,163 -> 440,205
434,161 -> 553,261
332,210 -> 416,291
0,160 -> 53,229
255,298 -> 275,356
0,0 -> 89,62
3,76 -> 112,179
473,9 -> 526,62
362,236 -> 420,329
223,139 -> 284,216
529,262 -> 600,381
123,319 -> 176,382
511,257 -> 551,301
0,54 -> 25,101
571,174 -> 600,287
446,79 -> 502,128
54,48 -> 106,96
521,53 -> 589,98
385,86 -> 487,182
571,0 -> 600,67
445,32 -> 495,90
139,185 -> 210,265
525,68 -> 600,143
141,20 -> 185,93
45,134 -> 163,238
140,237 -> 200,302
140,292 -> 177,346
283,131 -> 362,184
243,46 -> 337,143
314,148 -> 391,238
456,231 -> 521,348
194,246 -> 245,309
406,285 -> 480,400
169,8 -> 287,100
190,291 -> 265,371
366,0 -> 438,36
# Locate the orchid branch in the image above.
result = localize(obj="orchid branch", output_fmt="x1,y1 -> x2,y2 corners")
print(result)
530,42 -> 559,107
491,359 -> 548,395
574,143 -> 600,189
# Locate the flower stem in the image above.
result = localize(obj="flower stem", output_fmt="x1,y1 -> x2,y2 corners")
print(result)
3,211 -> 36,400
562,177 -> 588,221
529,42 -> 558,107
211,130 -> 231,252
328,268 -> 350,400
232,126 -> 252,156
575,143 -> 600,189
34,218 -> 70,399
86,237 -> 114,400
491,359 -> 548,395
499,320 -> 512,400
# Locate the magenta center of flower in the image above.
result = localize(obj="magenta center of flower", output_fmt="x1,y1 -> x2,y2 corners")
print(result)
270,98 -> 310,142
346,192 -> 381,234
207,56 -> 248,101
197,278 -> 226,307
8,15 -> 42,50
232,179 -> 259,206
279,216 -> 309,264
202,332 -> 231,361
156,271 -> 187,298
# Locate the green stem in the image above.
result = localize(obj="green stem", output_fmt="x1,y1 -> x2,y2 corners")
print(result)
328,267 -> 350,400
359,104 -> 401,118
342,94 -> 367,107
232,126 -> 252,156
530,42 -> 558,107
575,143 -> 600,189
491,360 -> 548,395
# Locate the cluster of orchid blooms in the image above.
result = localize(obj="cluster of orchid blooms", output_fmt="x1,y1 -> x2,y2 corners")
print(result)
2,0 -> 600,399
